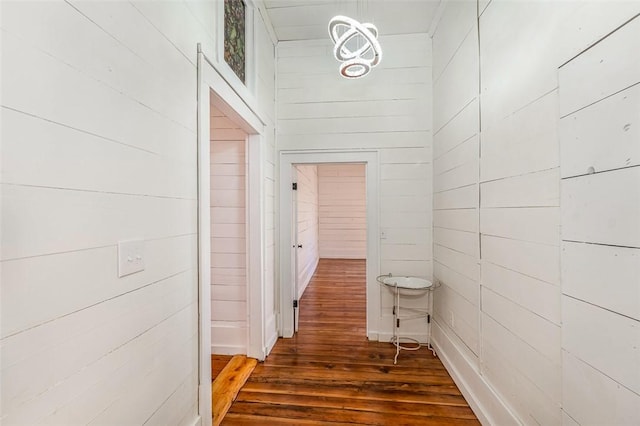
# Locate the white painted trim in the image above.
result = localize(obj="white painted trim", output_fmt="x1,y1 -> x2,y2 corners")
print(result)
188,415 -> 203,426
215,1 -> 224,64
253,0 -> 279,46
264,312 -> 278,355
428,0 -> 449,38
431,320 -> 521,426
202,40 -> 265,132
197,48 -> 266,423
247,133 -> 265,360
297,257 -> 319,300
278,150 -> 380,339
196,51 -> 212,426
211,344 -> 247,356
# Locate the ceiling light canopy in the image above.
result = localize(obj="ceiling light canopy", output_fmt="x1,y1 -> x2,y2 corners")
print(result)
328,15 -> 382,79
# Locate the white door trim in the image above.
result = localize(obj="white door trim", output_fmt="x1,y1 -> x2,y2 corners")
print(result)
278,150 -> 380,339
197,48 -> 266,426
246,134 -> 265,360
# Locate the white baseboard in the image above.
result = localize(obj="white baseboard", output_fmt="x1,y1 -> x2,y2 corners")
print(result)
265,329 -> 278,357
431,320 -> 520,426
297,257 -> 319,299
210,345 -> 245,355
188,415 -> 202,426
319,255 -> 366,259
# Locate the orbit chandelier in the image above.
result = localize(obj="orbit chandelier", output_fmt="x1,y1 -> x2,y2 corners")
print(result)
328,15 -> 382,79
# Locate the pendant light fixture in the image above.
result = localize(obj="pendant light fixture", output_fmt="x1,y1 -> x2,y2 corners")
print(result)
328,11 -> 382,78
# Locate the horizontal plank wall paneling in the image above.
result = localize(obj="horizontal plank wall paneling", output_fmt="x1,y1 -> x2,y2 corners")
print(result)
318,164 -> 366,259
254,5 -> 279,354
431,1 -> 640,425
295,165 -> 319,299
0,1 -> 198,423
210,105 -> 248,355
1,0 -> 277,424
559,15 -> 640,425
559,83 -> 640,179
432,0 -> 481,374
430,0 -> 481,376
276,33 -> 432,339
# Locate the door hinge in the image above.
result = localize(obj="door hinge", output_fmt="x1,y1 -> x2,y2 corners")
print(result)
293,299 -> 299,308
427,314 -> 431,324
292,182 -> 297,190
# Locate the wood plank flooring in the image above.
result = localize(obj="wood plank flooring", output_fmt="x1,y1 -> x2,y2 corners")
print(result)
213,355 -> 258,426
212,354 -> 233,381
222,259 -> 479,425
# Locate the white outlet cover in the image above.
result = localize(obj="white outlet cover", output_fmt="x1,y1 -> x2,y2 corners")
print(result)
118,240 -> 145,278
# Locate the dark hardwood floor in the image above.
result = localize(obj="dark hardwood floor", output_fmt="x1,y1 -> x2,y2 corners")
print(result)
222,259 -> 479,425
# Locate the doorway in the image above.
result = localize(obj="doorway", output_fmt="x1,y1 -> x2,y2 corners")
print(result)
279,151 -> 380,340
292,163 -> 368,332
209,104 -> 249,354
196,50 -> 267,423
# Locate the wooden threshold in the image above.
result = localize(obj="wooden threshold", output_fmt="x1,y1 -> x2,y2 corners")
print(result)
212,355 -> 257,426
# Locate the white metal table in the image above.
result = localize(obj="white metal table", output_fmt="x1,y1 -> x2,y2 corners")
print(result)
377,274 -> 436,364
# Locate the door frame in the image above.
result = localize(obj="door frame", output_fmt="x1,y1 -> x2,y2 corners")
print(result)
291,167 -> 299,332
278,151 -> 380,339
197,47 -> 266,425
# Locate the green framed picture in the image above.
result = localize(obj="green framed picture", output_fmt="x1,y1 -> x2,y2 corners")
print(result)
224,0 -> 246,83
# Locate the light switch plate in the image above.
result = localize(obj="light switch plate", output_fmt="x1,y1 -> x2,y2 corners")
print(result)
118,240 -> 145,277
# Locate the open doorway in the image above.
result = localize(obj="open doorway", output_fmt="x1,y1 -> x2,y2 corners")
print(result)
196,50 -> 268,422
292,164 -> 367,332
279,151 -> 380,340
202,87 -> 266,360
210,104 -> 249,354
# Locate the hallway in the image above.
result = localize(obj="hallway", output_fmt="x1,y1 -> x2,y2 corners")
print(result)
222,259 -> 479,425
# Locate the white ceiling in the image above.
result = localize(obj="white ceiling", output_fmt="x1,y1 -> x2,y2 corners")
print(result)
262,0 -> 442,41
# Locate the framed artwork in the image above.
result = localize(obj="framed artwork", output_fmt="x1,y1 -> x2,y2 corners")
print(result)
224,0 -> 246,83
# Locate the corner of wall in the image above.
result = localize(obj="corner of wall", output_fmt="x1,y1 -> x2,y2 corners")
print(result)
264,313 -> 279,356
432,321 -> 520,426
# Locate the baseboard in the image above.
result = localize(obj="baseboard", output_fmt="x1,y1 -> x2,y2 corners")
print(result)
265,327 -> 278,357
319,255 -> 366,259
297,257 -> 319,299
210,345 -> 245,355
431,321 -> 520,426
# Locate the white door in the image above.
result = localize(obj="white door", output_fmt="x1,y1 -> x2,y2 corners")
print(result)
291,166 -> 300,333
278,151 -> 380,339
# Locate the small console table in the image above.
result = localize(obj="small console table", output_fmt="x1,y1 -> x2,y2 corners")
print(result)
377,274 -> 436,364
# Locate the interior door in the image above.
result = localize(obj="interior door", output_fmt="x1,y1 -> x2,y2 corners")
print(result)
291,166 -> 300,333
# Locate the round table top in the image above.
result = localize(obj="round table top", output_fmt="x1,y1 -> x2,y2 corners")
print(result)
377,275 -> 433,290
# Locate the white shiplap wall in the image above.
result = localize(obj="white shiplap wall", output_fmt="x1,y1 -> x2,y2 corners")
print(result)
431,0 -> 481,368
210,106 -> 248,355
277,33 -> 433,339
294,165 -> 319,298
318,164 -> 366,259
253,5 -> 279,353
431,1 -> 640,424
559,16 -> 640,425
0,0 -> 277,423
